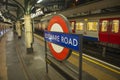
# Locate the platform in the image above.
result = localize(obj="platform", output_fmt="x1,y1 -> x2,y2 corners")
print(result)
0,30 -> 119,80
1,30 -> 51,80
0,30 -> 95,80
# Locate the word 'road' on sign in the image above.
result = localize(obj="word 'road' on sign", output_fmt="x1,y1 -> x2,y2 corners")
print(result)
44,31 -> 81,51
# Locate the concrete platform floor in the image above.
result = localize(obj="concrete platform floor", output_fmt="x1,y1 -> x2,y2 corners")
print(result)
0,30 -> 97,80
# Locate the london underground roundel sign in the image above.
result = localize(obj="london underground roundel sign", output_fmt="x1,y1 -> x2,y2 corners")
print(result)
47,14 -> 72,61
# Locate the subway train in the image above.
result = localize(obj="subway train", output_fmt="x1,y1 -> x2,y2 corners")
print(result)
0,22 -> 11,38
69,14 -> 120,50
34,13 -> 120,53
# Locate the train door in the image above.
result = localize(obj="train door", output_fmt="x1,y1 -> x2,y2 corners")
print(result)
109,18 -> 120,44
99,19 -> 110,43
70,21 -> 76,33
99,18 -> 120,44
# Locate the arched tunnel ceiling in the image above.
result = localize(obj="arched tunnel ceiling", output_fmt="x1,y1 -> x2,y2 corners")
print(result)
0,0 -> 100,22
0,0 -> 20,21
0,0 -> 30,21
0,0 -> 75,21
0,0 -> 120,22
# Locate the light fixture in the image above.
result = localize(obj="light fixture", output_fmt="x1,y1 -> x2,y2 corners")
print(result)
0,11 -> 2,16
37,0 -> 43,3
76,0 -> 78,2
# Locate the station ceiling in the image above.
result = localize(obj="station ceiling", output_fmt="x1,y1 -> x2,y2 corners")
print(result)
0,0 -> 76,22
0,0 -> 99,21
0,0 -> 120,22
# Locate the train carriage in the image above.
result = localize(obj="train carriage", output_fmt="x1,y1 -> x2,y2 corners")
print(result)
34,13 -> 120,52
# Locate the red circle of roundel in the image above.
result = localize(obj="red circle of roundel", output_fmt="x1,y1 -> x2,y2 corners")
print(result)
47,15 -> 71,61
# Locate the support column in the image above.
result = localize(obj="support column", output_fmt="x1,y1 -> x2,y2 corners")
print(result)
17,21 -> 22,39
3,24 -> 5,35
24,14 -> 33,53
4,24 -> 6,32
15,22 -> 18,35
102,47 -> 106,57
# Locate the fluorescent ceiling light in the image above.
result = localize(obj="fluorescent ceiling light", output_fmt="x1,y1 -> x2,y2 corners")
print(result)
37,0 -> 43,3
0,11 -> 2,16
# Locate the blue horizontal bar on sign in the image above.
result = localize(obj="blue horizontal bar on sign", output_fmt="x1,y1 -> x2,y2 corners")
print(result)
44,31 -> 82,52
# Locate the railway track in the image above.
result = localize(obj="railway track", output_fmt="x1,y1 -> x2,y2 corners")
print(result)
83,44 -> 120,67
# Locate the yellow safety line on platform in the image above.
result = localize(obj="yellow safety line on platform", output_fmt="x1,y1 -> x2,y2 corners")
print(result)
34,34 -> 120,75
72,52 -> 120,75
34,34 -> 44,41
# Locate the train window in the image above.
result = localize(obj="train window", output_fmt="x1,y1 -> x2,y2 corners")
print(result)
87,22 -> 98,31
76,22 -> 84,31
38,23 -> 42,29
112,20 -> 119,33
101,20 -> 108,32
71,22 -> 75,30
42,22 -> 47,30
